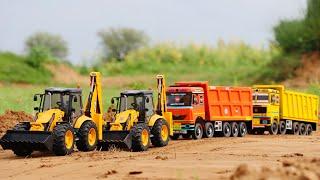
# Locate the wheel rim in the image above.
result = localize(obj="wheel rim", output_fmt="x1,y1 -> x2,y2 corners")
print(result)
161,125 -> 169,141
196,126 -> 202,137
233,124 -> 238,134
207,126 -> 213,136
294,124 -> 299,133
141,129 -> 149,146
280,123 -> 285,132
225,125 -> 230,134
240,124 -> 246,134
65,130 -> 74,149
88,128 -> 97,146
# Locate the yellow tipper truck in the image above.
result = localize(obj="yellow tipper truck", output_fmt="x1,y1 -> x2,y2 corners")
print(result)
252,85 -> 319,135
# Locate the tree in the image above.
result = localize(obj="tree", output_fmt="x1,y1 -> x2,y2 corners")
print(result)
98,27 -> 149,61
25,32 -> 68,60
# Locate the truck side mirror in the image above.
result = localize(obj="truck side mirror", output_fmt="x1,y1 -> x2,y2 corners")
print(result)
34,107 -> 39,111
73,96 -> 78,102
33,95 -> 38,101
146,97 -> 150,103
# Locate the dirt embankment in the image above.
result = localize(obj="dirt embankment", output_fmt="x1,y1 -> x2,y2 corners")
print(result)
0,110 -> 33,136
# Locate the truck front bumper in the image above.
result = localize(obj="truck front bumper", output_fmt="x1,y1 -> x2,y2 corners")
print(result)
253,116 -> 271,128
173,123 -> 195,134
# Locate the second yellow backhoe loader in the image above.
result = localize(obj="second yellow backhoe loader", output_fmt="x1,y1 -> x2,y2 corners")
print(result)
100,75 -> 173,151
0,72 -> 103,156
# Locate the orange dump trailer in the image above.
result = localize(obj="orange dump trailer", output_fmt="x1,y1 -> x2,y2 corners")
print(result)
167,82 -> 253,139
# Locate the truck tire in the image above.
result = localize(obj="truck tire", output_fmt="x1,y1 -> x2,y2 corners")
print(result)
268,122 -> 278,135
231,122 -> 239,137
278,121 -> 286,135
131,123 -> 150,151
222,122 -> 231,137
306,124 -> 313,136
12,124 -> 33,157
76,121 -> 98,151
238,122 -> 247,137
203,122 -> 214,138
293,122 -> 300,135
171,134 -> 180,140
52,124 -> 75,156
192,123 -> 203,139
299,123 -> 307,135
151,119 -> 170,147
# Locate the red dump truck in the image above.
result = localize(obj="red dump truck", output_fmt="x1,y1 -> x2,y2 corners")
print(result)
166,82 -> 253,139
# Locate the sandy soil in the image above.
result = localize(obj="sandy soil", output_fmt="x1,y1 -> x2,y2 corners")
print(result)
0,133 -> 319,180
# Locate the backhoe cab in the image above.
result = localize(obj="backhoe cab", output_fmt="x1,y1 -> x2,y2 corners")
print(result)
0,72 -> 102,156
102,75 -> 173,151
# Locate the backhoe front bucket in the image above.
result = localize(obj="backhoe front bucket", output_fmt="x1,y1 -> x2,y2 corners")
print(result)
101,130 -> 132,150
0,130 -> 53,151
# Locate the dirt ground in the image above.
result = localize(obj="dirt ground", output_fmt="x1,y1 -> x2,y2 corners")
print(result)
0,132 -> 319,180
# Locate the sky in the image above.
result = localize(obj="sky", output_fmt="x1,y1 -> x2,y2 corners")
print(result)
0,0 -> 307,64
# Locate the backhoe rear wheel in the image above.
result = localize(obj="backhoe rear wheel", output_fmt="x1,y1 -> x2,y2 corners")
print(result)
131,124 -> 150,152
76,121 -> 98,151
53,124 -> 75,156
12,124 -> 33,157
151,119 -> 170,147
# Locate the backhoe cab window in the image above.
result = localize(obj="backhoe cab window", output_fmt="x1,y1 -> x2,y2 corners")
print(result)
42,93 -> 67,111
120,95 -> 143,112
167,92 -> 192,106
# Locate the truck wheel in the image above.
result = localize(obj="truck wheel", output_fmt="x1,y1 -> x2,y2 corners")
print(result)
192,123 -> 203,139
203,122 -> 214,138
306,124 -> 313,136
151,119 -> 170,147
171,134 -> 180,140
238,122 -> 247,137
52,124 -> 75,156
293,122 -> 299,135
76,121 -> 98,151
278,121 -> 286,135
268,122 -> 278,135
299,123 -> 307,135
131,123 -> 150,151
222,122 -> 231,137
231,122 -> 239,137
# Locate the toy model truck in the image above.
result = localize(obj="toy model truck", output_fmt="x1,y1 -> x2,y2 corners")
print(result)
252,85 -> 319,135
167,82 -> 253,139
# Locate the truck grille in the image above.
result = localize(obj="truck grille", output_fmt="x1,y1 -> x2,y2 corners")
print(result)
253,107 -> 267,113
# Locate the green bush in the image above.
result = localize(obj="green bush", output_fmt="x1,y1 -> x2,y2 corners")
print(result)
26,46 -> 50,68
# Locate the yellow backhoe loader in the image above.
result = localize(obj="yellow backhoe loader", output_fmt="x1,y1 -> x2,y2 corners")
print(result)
100,75 -> 173,151
0,72 -> 103,156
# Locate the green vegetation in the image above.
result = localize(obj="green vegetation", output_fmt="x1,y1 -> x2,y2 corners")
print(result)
0,52 -> 52,84
96,42 -> 277,85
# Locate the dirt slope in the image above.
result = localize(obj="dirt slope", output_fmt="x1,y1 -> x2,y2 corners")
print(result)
0,133 -> 319,180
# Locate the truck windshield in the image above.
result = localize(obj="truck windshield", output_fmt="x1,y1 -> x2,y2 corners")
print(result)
253,94 -> 269,101
167,92 -> 192,106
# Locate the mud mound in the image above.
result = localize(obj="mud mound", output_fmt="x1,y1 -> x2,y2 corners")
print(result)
230,158 -> 320,180
0,110 -> 33,136
284,52 -> 320,87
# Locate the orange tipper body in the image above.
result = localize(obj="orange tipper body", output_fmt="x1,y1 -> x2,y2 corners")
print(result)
167,81 -> 253,139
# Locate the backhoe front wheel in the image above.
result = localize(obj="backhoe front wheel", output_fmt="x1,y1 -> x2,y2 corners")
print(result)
76,121 -> 98,151
53,124 -> 75,156
131,124 -> 150,152
151,119 -> 170,147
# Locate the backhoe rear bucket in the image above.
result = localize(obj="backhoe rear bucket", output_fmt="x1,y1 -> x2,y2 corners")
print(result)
101,130 -> 132,150
0,130 -> 53,151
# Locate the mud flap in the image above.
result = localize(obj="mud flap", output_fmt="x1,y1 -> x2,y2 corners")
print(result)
0,130 -> 53,151
101,130 -> 132,150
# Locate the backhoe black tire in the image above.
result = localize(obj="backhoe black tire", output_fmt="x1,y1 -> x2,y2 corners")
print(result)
231,122 -> 239,137
203,122 -> 214,138
76,121 -> 98,151
299,123 -> 307,135
278,121 -> 287,135
171,134 -> 180,140
52,124 -> 75,156
192,123 -> 203,139
268,122 -> 278,135
306,124 -> 313,136
12,123 -> 33,157
238,122 -> 247,137
222,122 -> 231,137
151,119 -> 170,147
293,122 -> 300,135
131,124 -> 150,152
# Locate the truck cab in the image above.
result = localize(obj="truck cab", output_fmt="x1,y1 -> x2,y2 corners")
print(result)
166,87 -> 205,136
252,88 -> 280,133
